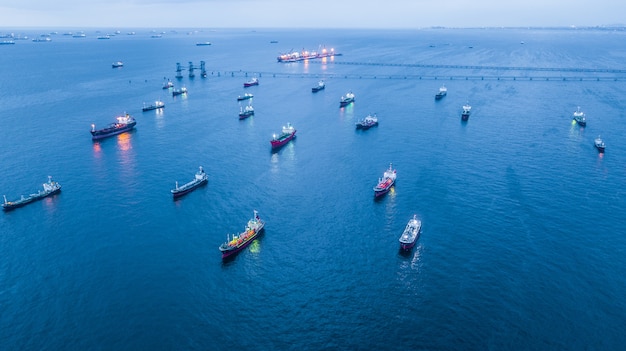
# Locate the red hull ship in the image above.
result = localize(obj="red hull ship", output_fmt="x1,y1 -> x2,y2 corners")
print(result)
219,210 -> 265,259
243,77 -> 259,87
270,123 -> 296,149
373,163 -> 397,197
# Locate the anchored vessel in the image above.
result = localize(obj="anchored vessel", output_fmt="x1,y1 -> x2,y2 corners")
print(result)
3,176 -> 61,211
244,77 -> 259,87
277,47 -> 340,62
239,105 -> 255,119
219,210 -> 265,259
356,114 -> 378,129
162,81 -> 174,89
339,92 -> 355,107
399,214 -> 422,251
435,85 -> 447,100
573,106 -> 586,126
142,99 -> 165,111
594,136 -> 606,153
237,93 -> 254,101
373,163 -> 397,197
270,123 -> 296,149
91,113 -> 136,140
112,61 -> 123,68
171,166 -> 208,198
172,87 -> 187,96
312,80 -> 325,92
461,103 -> 472,121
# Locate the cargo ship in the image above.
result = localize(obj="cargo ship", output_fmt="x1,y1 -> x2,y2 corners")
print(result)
142,99 -> 165,111
312,80 -> 325,92
237,93 -> 253,101
244,77 -> 259,87
277,47 -> 340,62
219,210 -> 265,259
270,123 -> 296,149
373,163 -> 396,197
3,176 -> 61,211
461,103 -> 472,121
355,114 -> 378,129
594,136 -> 606,153
339,92 -> 355,107
239,105 -> 255,119
91,113 -> 136,140
573,106 -> 586,126
435,85 -> 447,100
399,215 -> 422,251
171,166 -> 208,198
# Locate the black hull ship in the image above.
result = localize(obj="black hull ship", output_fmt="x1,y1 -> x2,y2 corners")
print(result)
91,113 -> 136,140
3,176 -> 61,211
171,166 -> 208,198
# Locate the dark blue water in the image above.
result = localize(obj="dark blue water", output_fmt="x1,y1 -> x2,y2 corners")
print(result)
1,28 -> 626,350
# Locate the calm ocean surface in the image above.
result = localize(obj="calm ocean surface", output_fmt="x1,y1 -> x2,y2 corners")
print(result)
1,28 -> 626,350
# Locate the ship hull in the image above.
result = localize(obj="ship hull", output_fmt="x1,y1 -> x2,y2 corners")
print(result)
339,99 -> 354,107
91,122 -> 136,140
374,187 -> 391,197
220,226 -> 264,259
270,133 -> 296,148
171,178 -> 207,198
461,113 -> 470,121
239,112 -> 254,120
142,104 -> 164,112
2,188 -> 61,211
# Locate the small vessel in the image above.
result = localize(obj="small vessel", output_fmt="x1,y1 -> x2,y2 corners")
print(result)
196,42 -> 211,46
573,106 -> 586,126
373,163 -> 397,197
162,80 -> 174,89
32,37 -> 52,42
172,87 -> 187,96
142,99 -> 165,112
219,210 -> 265,259
461,103 -> 471,121
399,215 -> 422,251
97,35 -> 111,40
435,85 -> 447,100
244,77 -> 259,87
594,136 -> 606,153
239,105 -> 255,119
91,113 -> 136,140
270,40 -> 279,44
355,114 -> 378,129
112,61 -> 123,68
237,93 -> 254,101
339,92 -> 355,107
270,123 -> 297,149
3,176 -> 61,211
312,80 -> 325,92
171,166 -> 208,198
0,40 -> 16,45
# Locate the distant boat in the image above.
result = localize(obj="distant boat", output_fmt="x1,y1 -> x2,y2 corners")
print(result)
72,33 -> 86,38
373,163 -> 397,197
91,113 -> 136,140
196,42 -> 211,46
339,92 -> 355,107
172,87 -> 187,96
312,80 -> 325,93
270,123 -> 296,149
239,105 -> 255,120
573,106 -> 586,126
32,37 -> 52,42
171,166 -> 208,198
97,35 -> 111,40
112,61 -> 123,68
237,93 -> 253,101
355,114 -> 378,130
244,77 -> 259,87
435,85 -> 447,100
399,215 -> 422,251
162,80 -> 174,89
461,103 -> 471,121
3,176 -> 61,211
594,136 -> 606,153
270,40 -> 279,44
142,99 -> 165,112
219,210 -> 265,259
0,40 -> 15,45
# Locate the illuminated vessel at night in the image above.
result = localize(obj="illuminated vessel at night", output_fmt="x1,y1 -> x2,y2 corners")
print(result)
3,176 -> 61,211
339,92 -> 355,107
219,210 -> 265,259
399,214 -> 422,251
142,99 -> 165,111
277,46 -> 340,62
239,105 -> 255,119
373,163 -> 396,197
270,123 -> 296,149
90,113 -> 136,140
573,106 -> 586,126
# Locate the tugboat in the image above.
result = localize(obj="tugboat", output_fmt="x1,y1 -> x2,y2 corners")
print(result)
237,93 -> 253,101
461,103 -> 471,121
339,92 -> 355,107
572,106 -> 586,126
3,176 -> 61,211
435,85 -> 447,100
171,166 -> 208,198
219,210 -> 265,259
594,136 -> 606,153
355,114 -> 378,129
91,113 -> 136,140
373,163 -> 397,197
312,80 -> 325,92
239,105 -> 255,119
244,77 -> 259,87
112,61 -> 124,68
399,215 -> 422,251
142,99 -> 165,112
172,87 -> 187,96
270,123 -> 296,149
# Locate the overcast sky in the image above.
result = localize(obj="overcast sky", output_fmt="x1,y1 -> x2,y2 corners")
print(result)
0,0 -> 624,29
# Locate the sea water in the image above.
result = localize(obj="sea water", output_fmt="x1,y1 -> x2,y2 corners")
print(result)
1,28 -> 625,350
